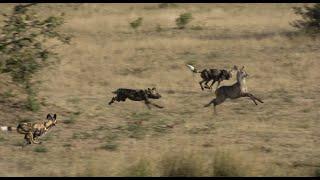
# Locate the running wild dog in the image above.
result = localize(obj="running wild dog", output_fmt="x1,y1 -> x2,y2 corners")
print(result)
204,66 -> 264,114
186,64 -> 234,91
0,113 -> 57,146
108,87 -> 164,109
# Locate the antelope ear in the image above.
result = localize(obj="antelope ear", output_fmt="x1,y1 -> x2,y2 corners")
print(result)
47,114 -> 53,120
53,114 -> 57,120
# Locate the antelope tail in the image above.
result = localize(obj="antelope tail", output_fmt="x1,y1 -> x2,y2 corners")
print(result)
186,64 -> 199,73
1,126 -> 16,132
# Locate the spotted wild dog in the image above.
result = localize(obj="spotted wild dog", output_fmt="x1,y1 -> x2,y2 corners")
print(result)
108,87 -> 164,109
187,64 -> 235,91
204,66 -> 264,114
0,113 -> 57,146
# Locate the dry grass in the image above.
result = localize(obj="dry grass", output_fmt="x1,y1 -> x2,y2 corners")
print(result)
0,3 -> 319,176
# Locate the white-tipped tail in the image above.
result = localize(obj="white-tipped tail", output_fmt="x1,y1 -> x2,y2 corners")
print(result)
1,126 -> 8,131
186,64 -> 197,73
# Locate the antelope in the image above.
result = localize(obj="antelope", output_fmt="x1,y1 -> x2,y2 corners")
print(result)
204,66 -> 264,114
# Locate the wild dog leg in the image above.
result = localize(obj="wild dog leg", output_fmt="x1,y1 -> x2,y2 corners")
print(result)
199,80 -> 206,90
108,97 -> 116,105
149,102 -> 164,109
208,80 -> 217,89
204,80 -> 211,89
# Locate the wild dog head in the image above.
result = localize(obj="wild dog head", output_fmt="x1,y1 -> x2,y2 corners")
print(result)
220,69 -> 232,81
146,87 -> 162,99
46,113 -> 57,127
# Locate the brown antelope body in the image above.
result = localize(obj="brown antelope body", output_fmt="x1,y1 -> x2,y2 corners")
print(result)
204,66 -> 264,114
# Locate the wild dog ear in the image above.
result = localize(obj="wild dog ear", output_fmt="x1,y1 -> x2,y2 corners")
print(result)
241,66 -> 245,71
147,88 -> 151,91
53,114 -> 57,120
152,87 -> 156,90
47,114 -> 53,120
233,65 -> 238,70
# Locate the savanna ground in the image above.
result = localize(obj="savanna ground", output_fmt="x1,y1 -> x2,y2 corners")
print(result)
0,3 -> 319,176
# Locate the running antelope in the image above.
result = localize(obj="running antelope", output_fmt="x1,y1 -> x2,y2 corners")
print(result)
204,66 -> 264,114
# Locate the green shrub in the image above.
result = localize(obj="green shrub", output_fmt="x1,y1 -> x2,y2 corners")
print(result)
130,17 -> 143,30
0,3 -> 71,111
176,12 -> 193,29
158,3 -> 178,9
291,3 -> 320,35
33,146 -> 48,153
101,142 -> 118,151
211,151 -> 248,177
158,151 -> 204,177
121,159 -> 153,176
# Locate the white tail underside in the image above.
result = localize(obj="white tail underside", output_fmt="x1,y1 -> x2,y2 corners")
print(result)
1,126 -> 8,131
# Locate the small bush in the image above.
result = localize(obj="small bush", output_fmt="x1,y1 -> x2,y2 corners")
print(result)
63,112 -> 80,124
33,146 -> 48,153
2,90 -> 15,98
315,168 -> 320,177
26,93 -> 40,112
158,151 -> 204,177
191,25 -> 203,30
130,17 -> 143,30
121,159 -> 153,176
291,3 -> 320,35
176,12 -> 193,29
211,151 -> 248,177
101,142 -> 118,151
156,24 -> 163,32
158,3 -> 178,9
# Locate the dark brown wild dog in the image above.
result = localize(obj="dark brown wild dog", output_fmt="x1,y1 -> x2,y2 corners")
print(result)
108,87 -> 164,109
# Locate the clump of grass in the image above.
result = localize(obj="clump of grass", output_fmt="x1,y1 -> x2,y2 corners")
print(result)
126,123 -> 146,139
2,90 -> 15,98
210,151 -> 249,176
101,142 -> 118,151
0,136 -> 6,142
63,111 -> 81,124
120,159 -> 153,176
315,168 -> 320,177
158,151 -> 204,177
176,12 -> 193,29
158,3 -> 178,9
72,132 -> 93,140
26,93 -> 40,112
191,25 -> 203,30
156,24 -> 163,32
131,111 -> 153,121
152,118 -> 171,135
33,146 -> 48,153
130,17 -> 143,30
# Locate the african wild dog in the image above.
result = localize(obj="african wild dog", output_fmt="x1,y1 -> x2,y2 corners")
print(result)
204,66 -> 264,114
187,64 -> 235,91
108,87 -> 164,109
0,113 -> 57,146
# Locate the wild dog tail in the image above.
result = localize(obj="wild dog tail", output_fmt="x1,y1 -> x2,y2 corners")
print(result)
0,126 -> 16,132
186,64 -> 200,73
